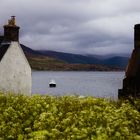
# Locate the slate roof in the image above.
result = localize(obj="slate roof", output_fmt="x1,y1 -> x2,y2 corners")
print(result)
0,44 -> 10,61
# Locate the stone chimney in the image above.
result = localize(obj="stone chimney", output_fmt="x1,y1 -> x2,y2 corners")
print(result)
3,16 -> 20,42
134,24 -> 140,49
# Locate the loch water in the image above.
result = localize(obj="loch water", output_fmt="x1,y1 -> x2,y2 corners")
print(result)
32,71 -> 124,99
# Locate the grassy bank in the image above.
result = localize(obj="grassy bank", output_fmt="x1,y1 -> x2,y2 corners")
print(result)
0,93 -> 140,140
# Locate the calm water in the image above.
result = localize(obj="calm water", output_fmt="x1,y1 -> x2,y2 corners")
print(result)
32,71 -> 124,99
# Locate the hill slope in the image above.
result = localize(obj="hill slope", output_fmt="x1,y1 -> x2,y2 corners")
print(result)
21,44 -> 66,70
21,45 -> 121,71
38,50 -> 129,68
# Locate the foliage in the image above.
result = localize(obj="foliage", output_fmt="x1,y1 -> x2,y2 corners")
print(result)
0,92 -> 140,139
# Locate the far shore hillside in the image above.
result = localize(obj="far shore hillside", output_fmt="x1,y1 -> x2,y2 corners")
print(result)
21,44 -> 128,71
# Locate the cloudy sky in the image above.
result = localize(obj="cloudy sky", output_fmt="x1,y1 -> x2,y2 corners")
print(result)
0,0 -> 140,55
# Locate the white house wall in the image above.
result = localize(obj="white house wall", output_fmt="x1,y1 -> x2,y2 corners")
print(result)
0,42 -> 31,95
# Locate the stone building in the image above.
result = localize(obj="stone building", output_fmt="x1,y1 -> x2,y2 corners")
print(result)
0,16 -> 31,95
119,24 -> 140,98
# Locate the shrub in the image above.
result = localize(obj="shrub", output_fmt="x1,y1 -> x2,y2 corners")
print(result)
0,93 -> 140,139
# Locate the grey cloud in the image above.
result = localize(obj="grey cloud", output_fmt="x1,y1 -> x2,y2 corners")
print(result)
0,0 -> 140,55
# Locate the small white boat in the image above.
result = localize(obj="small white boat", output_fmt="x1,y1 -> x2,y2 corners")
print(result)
49,80 -> 56,88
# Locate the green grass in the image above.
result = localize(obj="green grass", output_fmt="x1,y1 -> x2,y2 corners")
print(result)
0,93 -> 140,139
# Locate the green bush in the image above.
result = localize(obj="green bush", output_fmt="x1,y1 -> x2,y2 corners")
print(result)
0,92 -> 140,140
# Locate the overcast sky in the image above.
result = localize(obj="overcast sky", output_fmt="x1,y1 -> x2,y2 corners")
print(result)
0,0 -> 140,55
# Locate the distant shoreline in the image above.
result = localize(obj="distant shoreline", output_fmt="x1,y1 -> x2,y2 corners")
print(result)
30,63 -> 123,71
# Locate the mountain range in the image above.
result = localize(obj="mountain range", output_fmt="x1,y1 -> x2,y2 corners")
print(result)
38,50 -> 129,68
21,44 -> 129,71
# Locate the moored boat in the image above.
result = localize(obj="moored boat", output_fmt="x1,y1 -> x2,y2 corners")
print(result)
49,80 -> 56,88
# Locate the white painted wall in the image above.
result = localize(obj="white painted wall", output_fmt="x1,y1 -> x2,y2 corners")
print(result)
0,42 -> 31,95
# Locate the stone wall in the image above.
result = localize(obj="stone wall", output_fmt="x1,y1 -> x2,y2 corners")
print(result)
0,42 -> 31,95
119,24 -> 140,98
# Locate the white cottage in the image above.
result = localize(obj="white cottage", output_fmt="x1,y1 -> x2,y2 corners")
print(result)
0,16 -> 31,95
